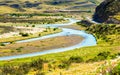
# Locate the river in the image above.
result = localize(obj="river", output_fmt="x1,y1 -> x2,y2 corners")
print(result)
0,18 -> 97,61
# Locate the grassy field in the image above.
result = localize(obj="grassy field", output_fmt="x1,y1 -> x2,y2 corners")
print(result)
0,0 -> 119,74
0,27 -> 62,43
0,6 -> 17,13
0,0 -> 102,14
0,33 -> 119,64
0,23 -> 119,75
0,36 -> 119,74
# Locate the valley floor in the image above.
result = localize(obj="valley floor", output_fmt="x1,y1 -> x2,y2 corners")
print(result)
0,23 -> 119,75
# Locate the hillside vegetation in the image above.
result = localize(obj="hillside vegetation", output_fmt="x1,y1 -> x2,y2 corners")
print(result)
0,0 -> 119,75
0,0 -> 102,13
0,23 -> 120,75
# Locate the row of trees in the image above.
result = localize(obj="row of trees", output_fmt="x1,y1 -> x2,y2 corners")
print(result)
9,13 -> 64,18
0,18 -> 66,24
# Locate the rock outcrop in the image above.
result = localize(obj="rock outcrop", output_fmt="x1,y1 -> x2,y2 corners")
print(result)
93,0 -> 120,23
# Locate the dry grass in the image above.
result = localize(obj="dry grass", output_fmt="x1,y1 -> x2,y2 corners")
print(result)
0,28 -> 61,43
0,6 -> 17,13
0,0 -> 102,14
44,61 -> 105,75
114,13 -> 120,20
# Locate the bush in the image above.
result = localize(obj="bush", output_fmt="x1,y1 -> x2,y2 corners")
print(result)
10,41 -> 16,44
112,63 -> 120,74
20,33 -> 29,37
58,60 -> 71,69
68,56 -> 84,63
32,25 -> 35,27
19,63 -> 30,74
35,71 -> 45,75
53,28 -> 58,31
16,47 -> 23,52
97,51 -> 110,58
30,59 -> 44,70
1,65 -> 15,75
11,50 -> 14,53
1,58 -> 44,75
0,43 -> 5,46
76,20 -> 92,27
26,25 -> 29,27
58,64 -> 68,69
39,33 -> 41,36
87,51 -> 111,62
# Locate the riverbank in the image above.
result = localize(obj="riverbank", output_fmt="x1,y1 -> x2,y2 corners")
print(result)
0,23 -> 119,75
0,35 -> 84,57
0,27 -> 61,43
0,17 -> 96,61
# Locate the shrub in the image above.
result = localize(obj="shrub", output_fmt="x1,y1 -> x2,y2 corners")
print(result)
20,33 -> 29,37
58,63 -> 68,69
32,25 -> 35,27
53,28 -> 58,31
10,41 -> 16,44
39,33 -> 41,36
16,47 -> 23,52
30,59 -> 44,70
58,60 -> 71,69
68,56 -> 84,63
26,25 -> 29,27
76,20 -> 92,27
0,43 -> 5,46
87,51 -> 111,62
58,56 -> 84,69
118,53 -> 120,56
35,71 -> 45,75
112,63 -> 120,74
1,59 -> 44,75
1,65 -> 16,75
18,63 -> 30,74
11,50 -> 14,53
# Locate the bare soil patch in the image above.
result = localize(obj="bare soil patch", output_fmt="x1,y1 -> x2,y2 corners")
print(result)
0,35 -> 84,56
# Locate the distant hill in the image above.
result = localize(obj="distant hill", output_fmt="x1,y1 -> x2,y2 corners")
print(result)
93,0 -> 120,23
0,0 -> 102,13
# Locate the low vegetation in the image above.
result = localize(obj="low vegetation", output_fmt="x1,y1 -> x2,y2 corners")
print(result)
0,14 -> 68,24
111,62 -> 120,74
0,0 -> 102,14
0,35 -> 83,57
0,0 -> 119,74
114,13 -> 120,21
0,27 -> 62,43
0,26 -> 15,34
0,23 -> 119,74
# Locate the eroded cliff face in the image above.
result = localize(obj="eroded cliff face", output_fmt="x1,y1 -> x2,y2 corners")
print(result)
93,0 -> 120,23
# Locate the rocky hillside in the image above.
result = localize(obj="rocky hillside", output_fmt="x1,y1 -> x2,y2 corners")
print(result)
93,0 -> 120,23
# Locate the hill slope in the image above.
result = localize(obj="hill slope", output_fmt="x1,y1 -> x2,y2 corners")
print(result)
0,0 -> 102,13
93,0 -> 120,23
